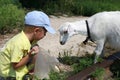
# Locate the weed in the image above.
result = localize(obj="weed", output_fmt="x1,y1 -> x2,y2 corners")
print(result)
91,67 -> 105,80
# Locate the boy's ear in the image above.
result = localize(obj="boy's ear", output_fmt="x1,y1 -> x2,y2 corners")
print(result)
34,27 -> 40,32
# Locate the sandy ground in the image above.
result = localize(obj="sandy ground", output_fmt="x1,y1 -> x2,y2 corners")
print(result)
0,16 -> 97,58
38,16 -> 96,57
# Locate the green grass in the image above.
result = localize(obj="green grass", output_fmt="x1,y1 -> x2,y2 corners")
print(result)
91,67 -> 105,80
19,0 -> 120,16
42,0 -> 120,16
45,53 -> 105,80
45,52 -> 120,80
0,0 -> 24,34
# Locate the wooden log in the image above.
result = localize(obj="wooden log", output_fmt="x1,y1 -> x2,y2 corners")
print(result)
67,52 -> 120,80
67,60 -> 113,80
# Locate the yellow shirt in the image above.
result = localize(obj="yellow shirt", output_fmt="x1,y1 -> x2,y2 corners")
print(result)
0,31 -> 31,80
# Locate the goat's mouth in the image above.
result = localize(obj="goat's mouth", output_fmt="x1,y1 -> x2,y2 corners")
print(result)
60,41 -> 65,45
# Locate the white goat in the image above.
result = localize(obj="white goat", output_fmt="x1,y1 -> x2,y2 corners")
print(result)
58,11 -> 120,63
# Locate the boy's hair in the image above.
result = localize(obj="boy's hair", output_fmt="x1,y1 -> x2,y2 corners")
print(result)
23,25 -> 47,33
23,25 -> 38,33
23,24 -> 47,33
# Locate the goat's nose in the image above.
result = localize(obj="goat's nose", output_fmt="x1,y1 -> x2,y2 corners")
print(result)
60,41 -> 64,45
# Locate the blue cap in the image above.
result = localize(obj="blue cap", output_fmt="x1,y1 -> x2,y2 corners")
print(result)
25,11 -> 56,34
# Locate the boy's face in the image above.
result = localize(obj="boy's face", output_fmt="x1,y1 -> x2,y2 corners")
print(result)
33,27 -> 47,41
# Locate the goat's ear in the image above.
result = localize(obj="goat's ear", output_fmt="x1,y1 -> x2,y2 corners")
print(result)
68,24 -> 74,33
58,26 -> 62,32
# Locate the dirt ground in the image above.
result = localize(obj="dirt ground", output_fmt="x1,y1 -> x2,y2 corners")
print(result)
38,16 -> 96,57
0,16 -> 96,58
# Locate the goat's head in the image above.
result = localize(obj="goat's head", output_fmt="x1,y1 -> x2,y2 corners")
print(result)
58,22 -> 75,45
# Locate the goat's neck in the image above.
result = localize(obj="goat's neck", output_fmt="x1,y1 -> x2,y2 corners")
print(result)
72,20 -> 88,36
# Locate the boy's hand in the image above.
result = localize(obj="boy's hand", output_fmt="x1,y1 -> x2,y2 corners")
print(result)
28,45 -> 39,57
31,45 -> 40,54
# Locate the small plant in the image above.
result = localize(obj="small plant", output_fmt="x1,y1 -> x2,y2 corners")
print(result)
32,75 -> 39,80
91,67 -> 105,80
58,50 -> 80,65
72,54 -> 94,74
45,70 -> 67,80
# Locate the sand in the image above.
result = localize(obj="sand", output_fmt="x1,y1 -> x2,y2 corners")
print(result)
38,16 -> 96,57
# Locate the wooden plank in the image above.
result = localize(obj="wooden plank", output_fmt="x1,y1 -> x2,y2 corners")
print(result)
67,60 -> 113,80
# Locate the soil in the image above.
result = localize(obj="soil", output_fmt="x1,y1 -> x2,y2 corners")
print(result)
0,34 -> 15,49
38,16 -> 96,57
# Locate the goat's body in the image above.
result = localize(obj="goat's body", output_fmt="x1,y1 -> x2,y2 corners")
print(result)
88,11 -> 120,49
59,11 -> 120,63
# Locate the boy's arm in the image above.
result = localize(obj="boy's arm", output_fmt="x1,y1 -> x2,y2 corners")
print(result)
12,49 -> 34,70
12,45 -> 39,70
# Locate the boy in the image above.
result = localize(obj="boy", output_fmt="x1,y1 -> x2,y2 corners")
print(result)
0,10 -> 55,80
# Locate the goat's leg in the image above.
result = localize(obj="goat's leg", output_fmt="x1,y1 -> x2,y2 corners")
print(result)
94,39 -> 105,63
100,47 -> 105,57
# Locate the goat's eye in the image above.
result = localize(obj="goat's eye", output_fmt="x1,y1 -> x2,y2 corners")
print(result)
64,31 -> 68,34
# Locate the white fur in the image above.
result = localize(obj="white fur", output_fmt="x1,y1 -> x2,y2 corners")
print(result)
58,11 -> 120,63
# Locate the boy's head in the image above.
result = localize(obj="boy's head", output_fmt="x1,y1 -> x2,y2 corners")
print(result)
24,11 -> 55,42
24,10 -> 55,34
